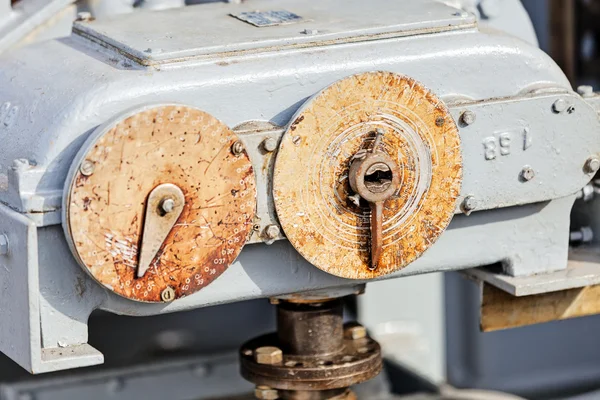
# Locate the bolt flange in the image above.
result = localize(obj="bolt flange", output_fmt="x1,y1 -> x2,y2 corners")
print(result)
585,156 -> 600,174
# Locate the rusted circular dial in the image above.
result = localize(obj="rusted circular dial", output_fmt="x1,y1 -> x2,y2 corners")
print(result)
64,105 -> 256,302
273,72 -> 462,279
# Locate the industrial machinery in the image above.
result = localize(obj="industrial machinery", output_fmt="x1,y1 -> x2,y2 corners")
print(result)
1,0 -> 600,398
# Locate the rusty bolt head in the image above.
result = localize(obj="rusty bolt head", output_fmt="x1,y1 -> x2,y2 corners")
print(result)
262,137 -> 278,152
80,160 -> 95,176
254,347 -> 283,365
460,110 -> 476,126
255,385 -> 278,400
584,156 -> 600,174
435,116 -> 445,127
264,224 -> 280,240
520,166 -> 535,182
231,141 -> 245,156
345,325 -> 367,340
0,234 -> 8,256
161,287 -> 176,302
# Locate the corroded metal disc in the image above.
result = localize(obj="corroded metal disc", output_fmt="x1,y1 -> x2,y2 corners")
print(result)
64,105 -> 256,302
273,72 -> 462,279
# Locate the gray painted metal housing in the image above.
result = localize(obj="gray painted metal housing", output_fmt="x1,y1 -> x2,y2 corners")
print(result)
0,0 -> 598,374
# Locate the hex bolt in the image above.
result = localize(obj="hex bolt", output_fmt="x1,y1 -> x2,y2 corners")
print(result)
460,110 -> 476,126
264,224 -> 280,240
0,234 -> 8,256
578,85 -> 594,98
231,141 -> 244,156
80,160 -> 95,176
254,346 -> 283,365
161,287 -> 176,302
262,137 -> 278,152
255,385 -> 279,400
76,11 -> 93,22
461,195 -> 477,216
584,156 -> 600,174
552,99 -> 570,113
570,226 -> 594,243
344,324 -> 367,340
435,117 -> 445,127
520,166 -> 535,182
161,198 -> 175,213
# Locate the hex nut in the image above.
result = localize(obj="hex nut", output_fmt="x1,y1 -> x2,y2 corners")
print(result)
0,234 -> 8,256
520,166 -> 535,182
255,385 -> 279,400
262,137 -> 278,152
161,198 -> 175,213
578,85 -> 594,98
344,324 -> 367,340
460,110 -> 476,126
461,195 -> 477,215
231,141 -> 245,156
161,287 -> 176,302
254,347 -> 283,365
80,160 -> 95,176
584,157 -> 600,174
264,224 -> 280,240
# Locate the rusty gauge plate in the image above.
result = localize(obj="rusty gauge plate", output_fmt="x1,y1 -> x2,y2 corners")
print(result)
273,72 -> 462,279
63,105 -> 256,302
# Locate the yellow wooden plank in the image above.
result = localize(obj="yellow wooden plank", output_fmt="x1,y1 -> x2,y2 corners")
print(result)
481,282 -> 600,332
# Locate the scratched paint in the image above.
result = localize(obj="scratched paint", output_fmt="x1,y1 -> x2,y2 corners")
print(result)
66,105 -> 257,302
273,72 -> 462,279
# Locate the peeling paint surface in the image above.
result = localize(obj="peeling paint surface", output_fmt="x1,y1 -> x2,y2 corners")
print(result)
273,72 -> 462,279
66,105 -> 256,302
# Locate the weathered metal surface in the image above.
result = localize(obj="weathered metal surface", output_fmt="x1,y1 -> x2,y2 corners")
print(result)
465,246 -> 600,296
274,72 -> 462,280
241,300 -> 382,393
64,105 -> 256,302
72,0 -> 475,66
480,282 -> 600,332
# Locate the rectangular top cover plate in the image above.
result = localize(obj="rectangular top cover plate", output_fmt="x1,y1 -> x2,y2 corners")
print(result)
74,0 -> 475,66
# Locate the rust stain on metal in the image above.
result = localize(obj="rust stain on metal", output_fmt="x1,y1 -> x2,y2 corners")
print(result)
66,105 -> 256,302
273,72 -> 462,280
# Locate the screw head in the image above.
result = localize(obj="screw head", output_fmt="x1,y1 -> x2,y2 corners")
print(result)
461,195 -> 477,215
520,166 -> 535,181
254,347 -> 283,365
585,157 -> 600,174
552,99 -> 570,113
161,287 -> 176,302
460,110 -> 476,126
435,116 -> 445,127
161,198 -> 175,213
262,137 -> 278,152
344,324 -> 367,340
76,11 -> 93,22
231,141 -> 245,156
255,385 -> 279,400
0,234 -> 8,256
80,160 -> 95,176
292,135 -> 302,146
264,224 -> 280,240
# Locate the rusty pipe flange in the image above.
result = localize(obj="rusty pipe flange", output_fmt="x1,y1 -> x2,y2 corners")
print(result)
240,333 -> 382,391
